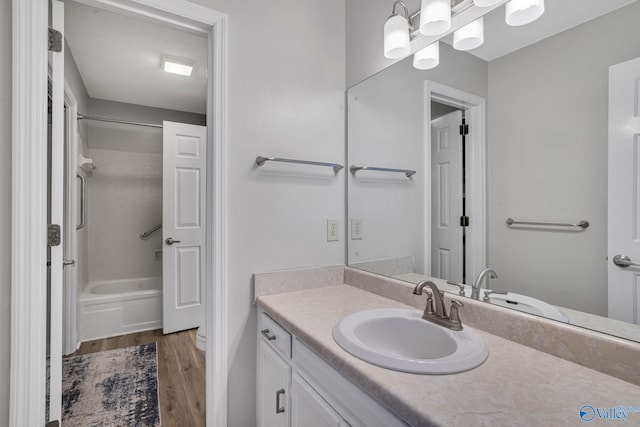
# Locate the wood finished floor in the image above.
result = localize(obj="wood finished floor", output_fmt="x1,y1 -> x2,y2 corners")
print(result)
68,329 -> 205,427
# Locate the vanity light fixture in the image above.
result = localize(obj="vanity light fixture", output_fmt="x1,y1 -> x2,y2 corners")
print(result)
453,17 -> 484,50
384,1 -> 414,59
161,55 -> 194,77
413,41 -> 440,70
419,0 -> 452,36
473,0 -> 504,6
505,0 -> 545,26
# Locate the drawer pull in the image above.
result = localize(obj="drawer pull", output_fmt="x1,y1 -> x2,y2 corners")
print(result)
261,329 -> 276,341
276,388 -> 285,414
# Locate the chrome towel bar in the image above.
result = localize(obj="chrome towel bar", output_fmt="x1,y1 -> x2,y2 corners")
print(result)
76,174 -> 86,230
349,165 -> 416,178
256,156 -> 344,173
505,218 -> 589,229
140,223 -> 162,239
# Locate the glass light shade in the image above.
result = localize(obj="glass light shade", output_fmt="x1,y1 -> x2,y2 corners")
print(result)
419,0 -> 451,36
413,41 -> 440,70
453,17 -> 484,51
505,0 -> 545,26
473,0 -> 504,6
384,14 -> 411,59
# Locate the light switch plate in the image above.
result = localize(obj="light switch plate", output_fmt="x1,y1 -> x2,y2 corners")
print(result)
327,219 -> 339,242
351,218 -> 363,240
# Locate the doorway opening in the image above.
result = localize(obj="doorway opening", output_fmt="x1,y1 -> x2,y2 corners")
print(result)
424,81 -> 486,286
11,1 -> 227,426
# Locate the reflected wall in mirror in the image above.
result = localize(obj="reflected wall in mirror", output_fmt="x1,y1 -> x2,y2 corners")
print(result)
347,0 -> 640,342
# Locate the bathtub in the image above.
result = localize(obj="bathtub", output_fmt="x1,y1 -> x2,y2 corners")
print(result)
79,277 -> 163,341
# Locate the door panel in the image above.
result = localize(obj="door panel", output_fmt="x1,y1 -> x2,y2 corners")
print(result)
163,121 -> 207,334
431,110 -> 463,283
608,56 -> 640,324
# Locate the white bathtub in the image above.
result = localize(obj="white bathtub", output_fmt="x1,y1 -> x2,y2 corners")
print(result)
79,277 -> 163,341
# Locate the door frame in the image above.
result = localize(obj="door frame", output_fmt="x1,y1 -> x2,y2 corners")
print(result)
10,1 -> 228,426
423,81 -> 486,284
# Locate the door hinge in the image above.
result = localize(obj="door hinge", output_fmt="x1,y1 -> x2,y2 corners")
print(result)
459,123 -> 469,136
48,224 -> 61,247
460,216 -> 470,227
45,420 -> 60,427
48,27 -> 63,52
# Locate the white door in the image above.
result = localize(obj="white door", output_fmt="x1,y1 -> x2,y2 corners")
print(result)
257,341 -> 291,427
608,57 -> 640,324
163,121 -> 207,334
291,373 -> 348,427
431,110 -> 464,283
48,0 -> 65,421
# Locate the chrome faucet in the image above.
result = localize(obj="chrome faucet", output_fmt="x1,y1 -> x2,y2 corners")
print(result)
471,268 -> 498,300
413,280 -> 464,331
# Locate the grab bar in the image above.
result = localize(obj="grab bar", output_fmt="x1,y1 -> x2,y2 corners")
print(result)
140,223 -> 162,239
505,218 -> 589,229
76,174 -> 86,230
256,156 -> 344,174
349,165 -> 416,178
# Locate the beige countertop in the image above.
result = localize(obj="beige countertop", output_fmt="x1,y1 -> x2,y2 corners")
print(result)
256,284 -> 640,427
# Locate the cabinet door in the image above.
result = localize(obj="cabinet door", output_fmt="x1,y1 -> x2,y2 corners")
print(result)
258,340 -> 291,427
291,373 -> 348,427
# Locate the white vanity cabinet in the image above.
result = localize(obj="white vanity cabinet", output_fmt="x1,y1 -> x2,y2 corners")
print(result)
257,309 -> 407,427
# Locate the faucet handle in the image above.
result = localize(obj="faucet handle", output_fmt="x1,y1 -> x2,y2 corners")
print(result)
483,290 -> 508,303
423,293 -> 435,316
449,299 -> 464,331
447,281 -> 466,296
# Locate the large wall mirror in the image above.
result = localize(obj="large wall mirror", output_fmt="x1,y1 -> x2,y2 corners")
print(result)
347,0 -> 640,342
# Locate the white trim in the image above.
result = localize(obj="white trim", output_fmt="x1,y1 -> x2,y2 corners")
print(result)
10,0 -> 48,425
10,1 -> 228,426
424,81 -> 487,284
64,82 -> 80,356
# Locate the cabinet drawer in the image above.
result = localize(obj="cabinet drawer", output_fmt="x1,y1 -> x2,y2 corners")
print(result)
260,312 -> 292,359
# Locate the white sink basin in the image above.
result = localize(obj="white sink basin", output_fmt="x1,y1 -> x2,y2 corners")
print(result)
486,292 -> 569,322
332,308 -> 488,375
453,285 -> 569,323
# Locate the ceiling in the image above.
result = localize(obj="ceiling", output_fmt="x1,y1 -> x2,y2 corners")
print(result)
442,0 -> 638,61
65,1 -> 207,114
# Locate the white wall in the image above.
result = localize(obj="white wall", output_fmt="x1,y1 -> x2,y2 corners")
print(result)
348,43 -> 487,276
189,1 -> 346,425
487,2 -> 640,316
0,0 -> 10,423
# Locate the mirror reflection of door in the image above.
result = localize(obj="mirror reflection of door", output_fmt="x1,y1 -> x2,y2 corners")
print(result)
430,106 -> 464,283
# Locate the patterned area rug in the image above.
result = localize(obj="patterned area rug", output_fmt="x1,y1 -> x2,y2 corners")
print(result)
63,343 -> 160,427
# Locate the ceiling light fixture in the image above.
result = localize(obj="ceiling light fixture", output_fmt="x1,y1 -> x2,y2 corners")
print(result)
453,17 -> 484,51
413,41 -> 440,70
505,0 -> 545,27
419,0 -> 452,36
384,1 -> 414,59
161,55 -> 194,77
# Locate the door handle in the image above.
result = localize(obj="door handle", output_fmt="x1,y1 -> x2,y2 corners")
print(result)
613,254 -> 640,268
63,259 -> 76,267
165,238 -> 181,245
275,388 -> 285,414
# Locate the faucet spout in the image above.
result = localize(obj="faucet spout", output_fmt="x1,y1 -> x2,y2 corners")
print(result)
471,268 -> 498,300
413,280 -> 447,318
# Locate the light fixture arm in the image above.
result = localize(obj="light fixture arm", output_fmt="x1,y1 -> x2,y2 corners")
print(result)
390,1 -> 414,30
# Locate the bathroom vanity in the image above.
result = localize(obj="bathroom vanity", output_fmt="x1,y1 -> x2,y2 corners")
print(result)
255,266 -> 640,426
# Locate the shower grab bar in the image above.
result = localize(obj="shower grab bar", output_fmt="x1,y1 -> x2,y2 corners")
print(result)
256,156 -> 344,173
505,218 -> 589,229
140,223 -> 162,240
76,174 -> 86,230
349,165 -> 416,178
